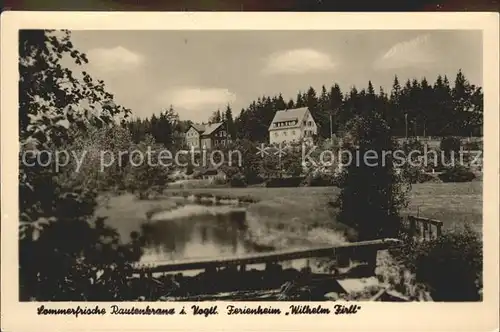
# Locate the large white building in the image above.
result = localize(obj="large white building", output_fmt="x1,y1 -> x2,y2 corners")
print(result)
268,107 -> 318,145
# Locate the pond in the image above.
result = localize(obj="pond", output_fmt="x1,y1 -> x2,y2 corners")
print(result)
139,204 -> 269,264
97,194 -> 324,274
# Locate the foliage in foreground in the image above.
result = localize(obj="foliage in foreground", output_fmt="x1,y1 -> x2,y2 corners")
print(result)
19,30 -> 141,301
394,224 -> 482,301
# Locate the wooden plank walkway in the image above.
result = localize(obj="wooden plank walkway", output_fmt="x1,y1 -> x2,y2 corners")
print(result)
133,238 -> 402,273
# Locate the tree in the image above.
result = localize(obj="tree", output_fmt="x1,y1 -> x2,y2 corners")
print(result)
233,139 -> 262,184
209,109 -> 222,123
19,30 -> 140,301
124,135 -> 170,199
334,112 -> 410,240
225,104 -> 236,139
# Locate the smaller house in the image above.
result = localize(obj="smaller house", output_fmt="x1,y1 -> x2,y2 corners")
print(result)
185,122 -> 231,150
199,168 -> 227,183
200,122 -> 230,150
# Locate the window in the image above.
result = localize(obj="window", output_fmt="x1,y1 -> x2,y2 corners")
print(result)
308,121 -> 312,126
274,132 -> 278,137
292,130 -> 296,135
303,120 -> 306,126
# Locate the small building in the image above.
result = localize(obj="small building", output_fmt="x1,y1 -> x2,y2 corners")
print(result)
185,122 -> 231,150
268,107 -> 319,145
199,168 -> 227,183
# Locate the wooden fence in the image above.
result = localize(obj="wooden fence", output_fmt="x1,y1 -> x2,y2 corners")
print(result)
406,215 -> 443,241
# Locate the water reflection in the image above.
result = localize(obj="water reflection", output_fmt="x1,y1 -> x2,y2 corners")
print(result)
139,204 -> 257,263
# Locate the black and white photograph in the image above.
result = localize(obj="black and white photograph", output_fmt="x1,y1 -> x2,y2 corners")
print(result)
2,13 -> 499,331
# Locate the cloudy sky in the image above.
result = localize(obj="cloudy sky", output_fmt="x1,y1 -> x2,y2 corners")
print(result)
69,30 -> 482,122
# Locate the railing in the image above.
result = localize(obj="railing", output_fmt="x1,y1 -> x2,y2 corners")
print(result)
133,238 -> 402,276
406,215 -> 443,241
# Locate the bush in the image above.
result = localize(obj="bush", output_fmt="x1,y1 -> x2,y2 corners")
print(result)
402,166 -> 435,184
302,172 -> 340,187
439,165 -> 476,183
395,224 -> 482,301
213,177 -> 228,185
463,141 -> 482,151
185,164 -> 194,175
265,176 -> 305,188
440,136 -> 461,157
229,174 -> 247,188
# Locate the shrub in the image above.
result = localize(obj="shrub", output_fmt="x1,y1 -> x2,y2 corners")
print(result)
440,136 -> 461,157
439,165 -> 476,183
229,174 -> 247,188
213,177 -> 228,185
402,166 -> 435,184
395,224 -> 482,301
302,172 -> 338,187
463,141 -> 482,151
185,164 -> 194,175
265,176 -> 305,188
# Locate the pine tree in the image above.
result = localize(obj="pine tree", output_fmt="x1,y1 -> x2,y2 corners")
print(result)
296,92 -> 305,107
225,104 -> 236,139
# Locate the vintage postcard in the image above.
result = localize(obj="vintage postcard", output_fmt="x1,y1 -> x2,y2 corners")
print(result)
1,11 -> 499,332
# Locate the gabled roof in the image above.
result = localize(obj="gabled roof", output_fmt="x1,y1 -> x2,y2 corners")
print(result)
269,107 -> 310,131
201,122 -> 224,136
187,123 -> 206,133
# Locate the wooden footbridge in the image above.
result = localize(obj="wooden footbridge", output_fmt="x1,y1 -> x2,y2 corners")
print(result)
133,238 -> 403,275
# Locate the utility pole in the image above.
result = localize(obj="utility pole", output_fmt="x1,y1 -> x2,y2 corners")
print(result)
330,112 -> 333,140
405,113 -> 408,140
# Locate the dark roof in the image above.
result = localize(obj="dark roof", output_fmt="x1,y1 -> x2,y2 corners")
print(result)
201,122 -> 224,136
187,123 -> 206,133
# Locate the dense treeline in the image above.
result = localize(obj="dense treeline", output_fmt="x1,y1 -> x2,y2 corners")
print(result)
235,72 -> 483,142
126,70 -> 482,147
125,106 -> 189,147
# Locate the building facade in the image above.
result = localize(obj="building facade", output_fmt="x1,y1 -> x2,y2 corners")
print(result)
268,107 -> 318,145
185,124 -> 206,149
185,122 -> 231,149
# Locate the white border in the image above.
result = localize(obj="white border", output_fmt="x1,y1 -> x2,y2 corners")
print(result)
1,12 -> 499,332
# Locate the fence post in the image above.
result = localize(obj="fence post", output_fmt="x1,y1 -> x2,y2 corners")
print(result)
436,223 -> 443,238
408,216 -> 416,239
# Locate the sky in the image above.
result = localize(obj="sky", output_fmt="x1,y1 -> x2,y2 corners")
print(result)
69,30 -> 482,122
